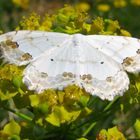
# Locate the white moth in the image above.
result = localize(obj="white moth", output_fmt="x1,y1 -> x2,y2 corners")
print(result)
0,31 -> 140,100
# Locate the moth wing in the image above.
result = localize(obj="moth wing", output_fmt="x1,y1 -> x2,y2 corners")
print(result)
23,34 -> 129,100
0,31 -> 69,65
86,35 -> 140,73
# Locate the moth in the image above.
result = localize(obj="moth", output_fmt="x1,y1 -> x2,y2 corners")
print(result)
0,31 -> 140,100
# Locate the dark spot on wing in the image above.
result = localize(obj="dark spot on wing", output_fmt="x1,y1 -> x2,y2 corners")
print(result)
51,59 -> 54,61
137,49 -> 140,54
15,42 -> 19,48
100,61 -> 104,64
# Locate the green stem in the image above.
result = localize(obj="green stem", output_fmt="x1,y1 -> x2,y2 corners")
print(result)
18,87 -> 25,95
103,96 -> 120,112
3,106 -> 32,122
82,122 -> 97,137
15,111 -> 32,121
72,97 -> 119,131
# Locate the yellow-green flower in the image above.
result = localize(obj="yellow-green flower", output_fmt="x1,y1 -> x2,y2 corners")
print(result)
75,2 -> 90,12
97,4 -> 110,12
130,0 -> 140,6
106,19 -> 120,33
97,126 -> 126,140
120,29 -> 131,37
0,64 -> 23,80
18,13 -> 40,30
17,5 -> 130,36
12,0 -> 29,9
113,0 -> 127,8
90,17 -> 105,34
39,14 -> 53,31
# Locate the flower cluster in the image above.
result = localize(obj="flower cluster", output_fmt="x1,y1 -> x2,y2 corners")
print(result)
17,5 -> 131,36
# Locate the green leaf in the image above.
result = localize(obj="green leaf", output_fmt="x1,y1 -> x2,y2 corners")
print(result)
46,105 -> 81,126
57,13 -> 69,24
37,102 -> 49,114
83,107 -> 92,115
29,94 -> 40,107
82,23 -> 91,33
0,90 -> 18,101
12,76 -> 23,88
3,120 -> 21,135
79,95 -> 90,107
134,119 -> 140,138
45,107 -> 61,127
33,125 -> 46,138
9,134 -> 20,140
135,81 -> 140,93
64,26 -> 80,34
13,94 -> 30,109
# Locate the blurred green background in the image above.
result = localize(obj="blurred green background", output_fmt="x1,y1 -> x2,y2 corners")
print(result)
0,0 -> 140,37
